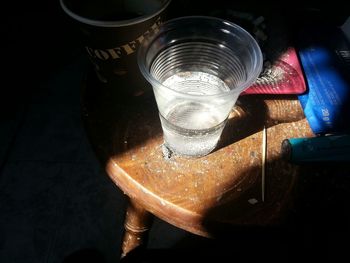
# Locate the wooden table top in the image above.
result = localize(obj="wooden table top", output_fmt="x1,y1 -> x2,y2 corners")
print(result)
82,71 -> 314,237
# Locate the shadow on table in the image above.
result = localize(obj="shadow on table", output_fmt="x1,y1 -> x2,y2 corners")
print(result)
120,160 -> 350,263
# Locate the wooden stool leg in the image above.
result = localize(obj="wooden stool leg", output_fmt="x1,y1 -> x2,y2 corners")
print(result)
121,199 -> 153,258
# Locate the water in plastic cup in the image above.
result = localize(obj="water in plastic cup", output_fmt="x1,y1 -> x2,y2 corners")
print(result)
138,16 -> 263,157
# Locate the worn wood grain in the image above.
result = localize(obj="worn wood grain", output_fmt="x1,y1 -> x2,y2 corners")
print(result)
82,71 -> 313,239
121,199 -> 153,257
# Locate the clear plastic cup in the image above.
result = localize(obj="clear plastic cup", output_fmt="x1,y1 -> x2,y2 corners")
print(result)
138,16 -> 263,157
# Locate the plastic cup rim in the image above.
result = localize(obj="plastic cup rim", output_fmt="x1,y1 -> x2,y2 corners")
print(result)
138,15 -> 263,99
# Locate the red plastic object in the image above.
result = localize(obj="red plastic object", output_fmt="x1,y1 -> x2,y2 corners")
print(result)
242,47 -> 306,95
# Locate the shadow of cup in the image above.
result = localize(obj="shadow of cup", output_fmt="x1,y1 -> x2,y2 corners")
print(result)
217,95 -> 306,151
60,0 -> 172,96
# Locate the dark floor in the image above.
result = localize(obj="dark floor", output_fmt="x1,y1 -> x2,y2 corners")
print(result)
0,2 -> 204,262
1,1 -> 349,263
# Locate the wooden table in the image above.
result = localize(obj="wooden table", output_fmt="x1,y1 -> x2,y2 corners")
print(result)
82,71 -> 314,257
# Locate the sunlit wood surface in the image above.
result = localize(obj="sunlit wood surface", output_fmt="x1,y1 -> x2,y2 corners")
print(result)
82,72 -> 313,255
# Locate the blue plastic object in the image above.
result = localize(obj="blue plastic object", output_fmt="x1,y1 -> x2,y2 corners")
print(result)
297,26 -> 350,135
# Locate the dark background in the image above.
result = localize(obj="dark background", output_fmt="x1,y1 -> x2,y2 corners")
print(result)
1,1 -> 349,263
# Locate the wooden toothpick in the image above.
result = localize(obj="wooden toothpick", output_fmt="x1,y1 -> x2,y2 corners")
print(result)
262,126 -> 267,202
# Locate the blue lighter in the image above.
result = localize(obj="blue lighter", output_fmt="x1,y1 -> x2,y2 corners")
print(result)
281,134 -> 350,163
